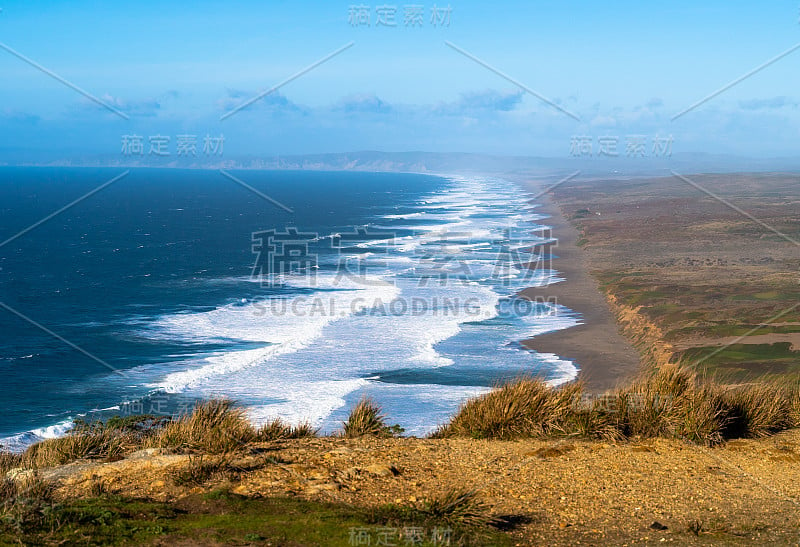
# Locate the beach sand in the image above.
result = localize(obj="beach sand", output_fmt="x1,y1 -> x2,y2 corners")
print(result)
519,189 -> 641,391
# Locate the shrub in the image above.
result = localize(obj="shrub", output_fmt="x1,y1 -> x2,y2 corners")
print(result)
101,414 -> 172,434
0,475 -> 57,534
0,479 -> 16,505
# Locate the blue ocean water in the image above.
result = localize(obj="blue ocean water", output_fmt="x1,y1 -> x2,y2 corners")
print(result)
0,167 -> 579,450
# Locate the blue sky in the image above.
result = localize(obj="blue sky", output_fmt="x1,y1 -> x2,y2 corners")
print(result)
1,1 -> 800,160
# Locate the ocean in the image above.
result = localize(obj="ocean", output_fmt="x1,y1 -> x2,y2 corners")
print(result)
0,167 -> 579,451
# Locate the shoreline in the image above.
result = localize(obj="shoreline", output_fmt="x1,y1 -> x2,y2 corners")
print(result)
519,188 -> 641,391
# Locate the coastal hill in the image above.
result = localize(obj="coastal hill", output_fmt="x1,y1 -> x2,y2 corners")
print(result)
12,149 -> 800,177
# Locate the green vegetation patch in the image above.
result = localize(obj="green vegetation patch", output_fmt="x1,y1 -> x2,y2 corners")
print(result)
0,492 -> 514,546
678,342 -> 799,367
666,324 -> 800,340
728,290 -> 800,302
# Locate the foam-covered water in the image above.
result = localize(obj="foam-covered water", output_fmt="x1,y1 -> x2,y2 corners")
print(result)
0,168 -> 579,450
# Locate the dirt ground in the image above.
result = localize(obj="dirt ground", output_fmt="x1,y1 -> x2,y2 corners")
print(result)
37,430 -> 800,545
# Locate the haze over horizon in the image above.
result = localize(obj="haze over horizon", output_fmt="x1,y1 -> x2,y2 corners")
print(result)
2,1 -> 800,162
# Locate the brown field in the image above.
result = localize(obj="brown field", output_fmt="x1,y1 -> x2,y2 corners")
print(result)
544,172 -> 800,381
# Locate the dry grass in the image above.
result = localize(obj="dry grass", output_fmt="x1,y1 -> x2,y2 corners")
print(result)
12,415 -> 172,470
148,400 -> 256,454
21,429 -> 132,469
342,397 -> 391,438
0,453 -> 21,477
5,370 -> 798,478
434,379 -> 587,440
791,388 -> 800,427
256,418 -> 317,441
719,382 -> 797,438
418,489 -> 494,527
610,367 -> 729,444
436,365 -> 800,445
7,401 -> 317,472
151,400 -> 317,453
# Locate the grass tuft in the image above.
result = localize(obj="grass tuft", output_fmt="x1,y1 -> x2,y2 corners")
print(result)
419,488 -> 494,527
149,399 -> 255,454
436,365 -> 800,445
23,428 -> 132,468
10,401 -> 318,473
0,453 -> 21,477
256,418 -> 318,441
719,382 -> 795,438
18,415 -> 171,469
434,378 -> 584,440
342,397 -> 397,438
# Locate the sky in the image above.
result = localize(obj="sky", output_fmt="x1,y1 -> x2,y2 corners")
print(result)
1,0 -> 800,161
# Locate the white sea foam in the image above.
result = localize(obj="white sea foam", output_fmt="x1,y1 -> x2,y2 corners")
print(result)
0,420 -> 74,454
150,275 -> 400,393
245,377 -> 371,428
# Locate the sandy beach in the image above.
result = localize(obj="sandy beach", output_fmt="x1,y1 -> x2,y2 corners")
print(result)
519,187 -> 641,391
